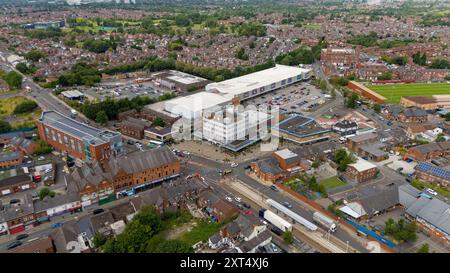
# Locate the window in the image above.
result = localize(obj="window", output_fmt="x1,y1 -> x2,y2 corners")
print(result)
252,89 -> 257,95
63,136 -> 69,147
287,77 -> 292,83
70,138 -> 75,151
77,142 -> 82,153
297,74 -> 302,80
271,83 -> 276,89
259,87 -> 265,93
281,80 -> 286,85
51,130 -> 56,142
44,127 -> 50,138
57,133 -> 62,144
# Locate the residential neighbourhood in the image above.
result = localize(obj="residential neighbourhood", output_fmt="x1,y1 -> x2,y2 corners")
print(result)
0,0 -> 449,257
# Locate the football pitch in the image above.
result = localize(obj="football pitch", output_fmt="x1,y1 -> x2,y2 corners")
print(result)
366,83 -> 450,103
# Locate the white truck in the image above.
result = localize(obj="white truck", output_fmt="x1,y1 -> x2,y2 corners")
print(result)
259,208 -> 292,233
70,109 -> 78,118
312,212 -> 337,232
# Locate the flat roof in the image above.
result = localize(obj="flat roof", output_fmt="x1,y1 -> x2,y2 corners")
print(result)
61,90 -> 84,98
274,149 -> 297,159
206,64 -> 310,99
39,111 -> 117,144
349,158 -> 377,172
164,92 -> 230,118
0,151 -> 21,162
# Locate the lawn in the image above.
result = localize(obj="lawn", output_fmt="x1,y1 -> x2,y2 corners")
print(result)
319,176 -> 346,190
0,96 -> 41,128
411,179 -> 450,197
179,220 -> 225,246
303,24 -> 321,28
366,83 -> 450,103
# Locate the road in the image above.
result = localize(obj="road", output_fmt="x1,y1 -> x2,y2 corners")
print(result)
185,153 -> 369,253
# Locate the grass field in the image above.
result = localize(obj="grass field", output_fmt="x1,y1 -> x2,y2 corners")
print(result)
0,96 -> 41,127
366,83 -> 450,103
319,176 -> 346,190
303,24 -> 321,28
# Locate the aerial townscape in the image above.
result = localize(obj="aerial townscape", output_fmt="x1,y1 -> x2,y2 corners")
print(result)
0,0 -> 449,257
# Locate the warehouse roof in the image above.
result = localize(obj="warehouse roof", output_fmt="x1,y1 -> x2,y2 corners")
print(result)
164,92 -> 230,118
206,65 -> 310,99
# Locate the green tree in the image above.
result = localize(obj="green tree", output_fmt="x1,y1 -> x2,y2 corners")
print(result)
412,52 -> 427,66
34,140 -> 52,155
25,49 -> 46,62
0,120 -> 12,133
417,243 -> 429,253
3,71 -> 23,89
311,161 -> 320,169
435,133 -> 445,142
377,71 -> 393,81
152,117 -> 166,128
152,240 -> 193,253
95,110 -> 108,125
384,218 -> 417,243
319,80 -> 327,91
429,58 -> 450,69
283,231 -> 294,245
346,92 -> 359,108
372,104 -> 381,113
39,187 -> 56,200
444,112 -> 450,121
92,232 -> 108,249
13,100 -> 38,114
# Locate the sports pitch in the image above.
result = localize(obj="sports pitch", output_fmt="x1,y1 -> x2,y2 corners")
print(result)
366,83 -> 450,103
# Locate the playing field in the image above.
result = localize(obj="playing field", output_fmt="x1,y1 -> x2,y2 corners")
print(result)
366,83 -> 450,103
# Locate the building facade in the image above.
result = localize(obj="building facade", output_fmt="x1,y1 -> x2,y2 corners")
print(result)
36,111 -> 123,162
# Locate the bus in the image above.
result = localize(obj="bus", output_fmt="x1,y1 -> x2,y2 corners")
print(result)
149,140 -> 163,146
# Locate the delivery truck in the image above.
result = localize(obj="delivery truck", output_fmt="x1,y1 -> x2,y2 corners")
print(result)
312,212 -> 337,232
259,208 -> 292,233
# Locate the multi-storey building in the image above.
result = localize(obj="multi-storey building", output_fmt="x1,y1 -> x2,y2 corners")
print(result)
36,111 -> 124,162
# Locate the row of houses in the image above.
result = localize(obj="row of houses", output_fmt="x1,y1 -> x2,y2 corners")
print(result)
0,132 -> 38,169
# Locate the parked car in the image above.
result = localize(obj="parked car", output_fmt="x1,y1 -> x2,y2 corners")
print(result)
38,156 -> 45,161
244,210 -> 253,215
6,240 -> 22,250
225,196 -> 233,202
270,185 -> 279,192
242,203 -> 251,209
234,196 -> 241,203
51,223 -> 62,229
426,188 -> 438,196
93,208 -> 105,215
230,162 -> 239,168
16,234 -> 29,241
283,202 -> 293,209
9,199 -> 20,205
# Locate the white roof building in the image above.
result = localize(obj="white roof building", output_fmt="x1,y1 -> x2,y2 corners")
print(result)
206,64 -> 311,101
164,92 -> 230,119
348,158 -> 377,172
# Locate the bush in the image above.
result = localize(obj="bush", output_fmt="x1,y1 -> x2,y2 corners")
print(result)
13,100 -> 38,114
39,187 -> 56,200
34,140 -> 52,155
0,120 -> 12,133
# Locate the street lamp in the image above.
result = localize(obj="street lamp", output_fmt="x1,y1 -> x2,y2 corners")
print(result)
346,241 -> 349,253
